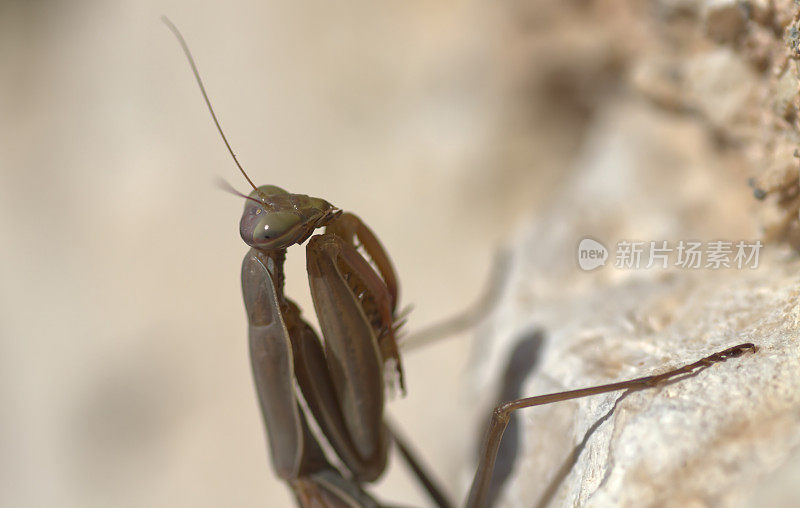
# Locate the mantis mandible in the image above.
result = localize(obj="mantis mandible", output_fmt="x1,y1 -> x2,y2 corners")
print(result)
164,18 -> 758,508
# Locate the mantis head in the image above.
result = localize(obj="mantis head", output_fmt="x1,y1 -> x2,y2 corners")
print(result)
239,185 -> 339,250
159,18 -> 339,251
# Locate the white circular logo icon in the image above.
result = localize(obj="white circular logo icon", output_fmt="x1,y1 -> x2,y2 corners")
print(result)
577,237 -> 608,271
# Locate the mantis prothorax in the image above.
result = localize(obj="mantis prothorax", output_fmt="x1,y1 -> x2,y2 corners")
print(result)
164,18 -> 758,508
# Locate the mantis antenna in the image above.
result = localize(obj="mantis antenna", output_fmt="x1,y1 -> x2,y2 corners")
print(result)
162,16 -> 259,192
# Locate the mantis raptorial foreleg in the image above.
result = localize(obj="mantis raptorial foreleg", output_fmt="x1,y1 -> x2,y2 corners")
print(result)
241,251 -> 305,479
164,18 -> 759,508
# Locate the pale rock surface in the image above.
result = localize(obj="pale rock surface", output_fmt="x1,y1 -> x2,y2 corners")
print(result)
465,99 -> 800,507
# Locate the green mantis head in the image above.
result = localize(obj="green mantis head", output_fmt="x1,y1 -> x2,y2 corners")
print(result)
239,185 -> 338,250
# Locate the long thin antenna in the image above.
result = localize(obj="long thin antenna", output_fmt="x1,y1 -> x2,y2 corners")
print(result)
162,16 -> 258,191
216,177 -> 266,205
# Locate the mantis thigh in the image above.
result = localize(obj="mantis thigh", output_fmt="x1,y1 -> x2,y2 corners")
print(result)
243,245 -> 390,485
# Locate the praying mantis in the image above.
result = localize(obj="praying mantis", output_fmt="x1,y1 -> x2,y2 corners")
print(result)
164,18 -> 758,508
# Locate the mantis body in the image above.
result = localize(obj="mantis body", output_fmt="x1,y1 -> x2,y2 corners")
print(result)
164,19 -> 757,508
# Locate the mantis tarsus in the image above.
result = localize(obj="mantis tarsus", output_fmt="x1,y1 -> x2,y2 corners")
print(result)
164,18 -> 758,508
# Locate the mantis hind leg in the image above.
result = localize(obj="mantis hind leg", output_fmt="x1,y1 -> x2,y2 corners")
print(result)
482,330 -> 546,506
465,343 -> 756,507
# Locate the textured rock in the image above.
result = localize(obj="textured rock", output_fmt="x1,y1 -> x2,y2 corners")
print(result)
483,253 -> 800,507
465,99 -> 800,507
489,0 -> 800,247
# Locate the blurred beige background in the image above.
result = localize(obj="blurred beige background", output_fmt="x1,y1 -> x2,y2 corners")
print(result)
0,1 -> 608,506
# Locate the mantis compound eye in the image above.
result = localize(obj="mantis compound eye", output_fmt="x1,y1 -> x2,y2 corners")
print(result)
253,211 -> 301,242
240,202 -> 303,247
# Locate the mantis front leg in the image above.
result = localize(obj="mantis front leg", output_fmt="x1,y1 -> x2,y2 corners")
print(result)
241,250 -> 306,480
242,248 -> 385,505
241,207 -> 414,506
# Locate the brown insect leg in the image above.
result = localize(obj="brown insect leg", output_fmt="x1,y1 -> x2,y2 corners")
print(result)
465,343 -> 757,508
485,330 -> 545,506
